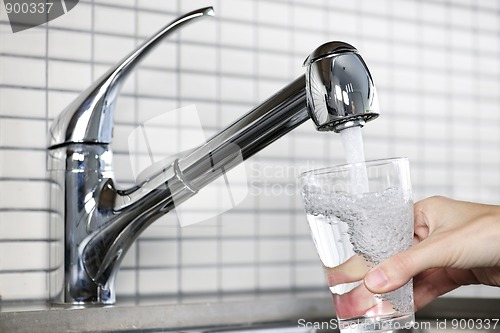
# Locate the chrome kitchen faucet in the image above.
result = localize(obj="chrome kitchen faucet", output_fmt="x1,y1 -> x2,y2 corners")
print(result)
48,7 -> 379,305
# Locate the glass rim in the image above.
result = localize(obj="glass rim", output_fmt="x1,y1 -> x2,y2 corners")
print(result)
298,156 -> 409,179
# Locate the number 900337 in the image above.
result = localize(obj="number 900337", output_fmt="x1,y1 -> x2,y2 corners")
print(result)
451,318 -> 499,330
4,1 -> 53,14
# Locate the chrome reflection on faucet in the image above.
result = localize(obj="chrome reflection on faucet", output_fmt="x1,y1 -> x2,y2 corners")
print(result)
304,43 -> 379,132
47,7 -> 379,305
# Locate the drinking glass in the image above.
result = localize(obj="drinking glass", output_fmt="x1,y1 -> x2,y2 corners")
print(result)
298,157 -> 415,332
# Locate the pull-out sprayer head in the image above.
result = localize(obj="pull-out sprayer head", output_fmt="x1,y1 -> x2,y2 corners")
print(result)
304,41 -> 379,132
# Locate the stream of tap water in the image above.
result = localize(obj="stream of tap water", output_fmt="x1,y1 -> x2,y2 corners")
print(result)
340,126 -> 369,193
339,126 -> 366,165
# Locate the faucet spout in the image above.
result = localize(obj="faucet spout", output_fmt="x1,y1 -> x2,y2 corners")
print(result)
48,9 -> 379,306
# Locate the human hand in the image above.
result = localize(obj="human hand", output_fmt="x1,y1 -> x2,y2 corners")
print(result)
362,196 -> 500,309
325,196 -> 500,312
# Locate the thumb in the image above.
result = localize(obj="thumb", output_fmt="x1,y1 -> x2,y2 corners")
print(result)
364,241 -> 440,294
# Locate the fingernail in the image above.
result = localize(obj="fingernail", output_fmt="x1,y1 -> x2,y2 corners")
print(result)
365,268 -> 388,290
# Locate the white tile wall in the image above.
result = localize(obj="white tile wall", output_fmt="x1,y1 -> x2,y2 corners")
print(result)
1,0 -> 500,305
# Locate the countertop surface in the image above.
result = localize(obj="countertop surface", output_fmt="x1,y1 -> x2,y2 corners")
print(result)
1,296 -> 499,333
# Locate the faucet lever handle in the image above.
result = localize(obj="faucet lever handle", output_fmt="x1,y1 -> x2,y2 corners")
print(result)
48,7 -> 215,149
